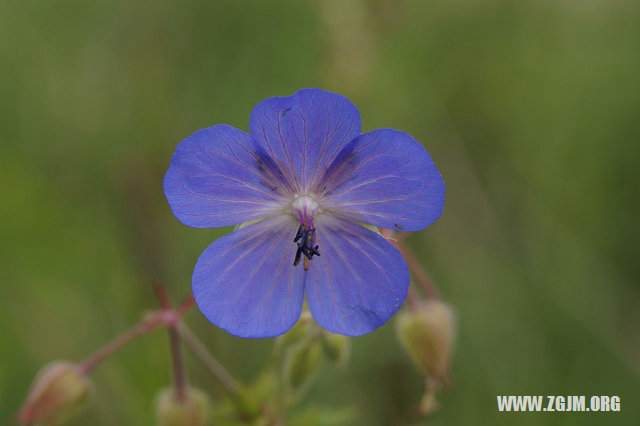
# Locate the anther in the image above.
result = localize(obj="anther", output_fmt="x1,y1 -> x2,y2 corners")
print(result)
293,246 -> 303,266
294,224 -> 306,243
293,224 -> 320,269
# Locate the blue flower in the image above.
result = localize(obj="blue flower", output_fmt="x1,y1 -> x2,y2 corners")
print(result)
164,89 -> 445,338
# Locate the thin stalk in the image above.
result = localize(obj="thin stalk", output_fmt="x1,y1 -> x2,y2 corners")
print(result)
406,284 -> 420,310
382,229 -> 439,300
76,298 -> 194,375
167,325 -> 186,401
177,323 -> 242,397
398,240 -> 438,299
77,321 -> 156,374
155,286 -> 189,401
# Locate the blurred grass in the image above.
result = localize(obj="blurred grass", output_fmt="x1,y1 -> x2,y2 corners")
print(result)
1,0 -> 639,424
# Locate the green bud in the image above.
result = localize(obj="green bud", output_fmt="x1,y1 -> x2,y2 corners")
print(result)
321,331 -> 351,369
283,340 -> 323,390
396,300 -> 456,381
155,387 -> 210,426
19,361 -> 91,425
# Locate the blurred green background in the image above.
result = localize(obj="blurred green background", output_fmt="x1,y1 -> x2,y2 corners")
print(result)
1,0 -> 639,424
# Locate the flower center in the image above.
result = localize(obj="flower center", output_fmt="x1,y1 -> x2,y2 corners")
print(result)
291,195 -> 319,223
291,195 -> 320,271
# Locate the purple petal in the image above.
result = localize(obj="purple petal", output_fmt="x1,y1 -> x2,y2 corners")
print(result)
304,216 -> 409,336
163,125 -> 288,228
249,88 -> 361,193
192,215 -> 305,337
320,129 -> 445,232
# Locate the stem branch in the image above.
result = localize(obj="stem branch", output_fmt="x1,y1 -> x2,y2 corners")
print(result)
76,296 -> 195,375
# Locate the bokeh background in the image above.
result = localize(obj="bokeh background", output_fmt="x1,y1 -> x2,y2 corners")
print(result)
1,0 -> 639,424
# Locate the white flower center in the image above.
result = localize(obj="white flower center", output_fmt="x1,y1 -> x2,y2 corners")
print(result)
291,195 -> 319,215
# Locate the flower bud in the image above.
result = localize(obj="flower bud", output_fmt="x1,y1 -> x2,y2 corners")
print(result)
396,300 -> 456,381
155,387 -> 210,426
321,331 -> 350,369
19,361 -> 91,425
283,339 -> 323,390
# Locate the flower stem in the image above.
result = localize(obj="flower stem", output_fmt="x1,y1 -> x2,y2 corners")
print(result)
382,229 -> 439,300
400,241 -> 438,300
406,284 -> 420,309
177,323 -> 242,396
76,296 -> 195,375
155,285 -> 188,401
167,324 -> 187,400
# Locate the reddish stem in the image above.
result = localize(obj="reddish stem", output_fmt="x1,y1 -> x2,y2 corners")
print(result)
155,285 -> 189,401
406,284 -> 420,310
76,296 -> 195,375
382,229 -> 439,300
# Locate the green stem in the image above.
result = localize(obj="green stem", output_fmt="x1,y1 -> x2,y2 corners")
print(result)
177,323 -> 242,396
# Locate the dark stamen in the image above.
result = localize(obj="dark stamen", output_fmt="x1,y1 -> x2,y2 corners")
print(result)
293,247 -> 303,266
294,224 -> 305,242
292,225 -> 320,268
